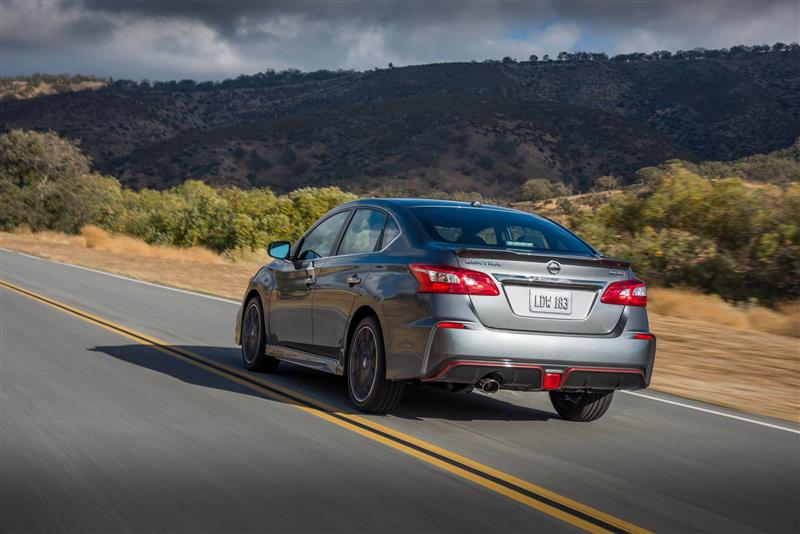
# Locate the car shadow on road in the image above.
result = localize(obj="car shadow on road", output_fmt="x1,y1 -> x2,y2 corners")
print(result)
90,344 -> 556,423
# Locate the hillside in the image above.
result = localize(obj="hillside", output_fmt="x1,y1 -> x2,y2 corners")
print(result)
0,47 -> 798,197
0,75 -> 107,102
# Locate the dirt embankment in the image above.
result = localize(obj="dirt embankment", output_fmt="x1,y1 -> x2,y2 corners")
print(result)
2,228 -> 798,423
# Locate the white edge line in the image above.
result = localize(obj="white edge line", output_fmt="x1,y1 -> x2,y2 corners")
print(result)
3,247 -> 799,434
1,248 -> 241,305
622,391 -> 800,434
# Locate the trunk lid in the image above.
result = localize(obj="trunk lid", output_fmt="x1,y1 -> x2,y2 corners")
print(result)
455,248 -> 630,335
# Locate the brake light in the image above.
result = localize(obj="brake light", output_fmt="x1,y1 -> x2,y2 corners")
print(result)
601,279 -> 647,307
409,264 -> 500,296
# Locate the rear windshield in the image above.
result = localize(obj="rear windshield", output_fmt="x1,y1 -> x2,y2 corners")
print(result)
410,206 -> 595,255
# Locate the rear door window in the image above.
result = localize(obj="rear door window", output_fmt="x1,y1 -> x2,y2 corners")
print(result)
337,209 -> 387,255
380,217 -> 401,248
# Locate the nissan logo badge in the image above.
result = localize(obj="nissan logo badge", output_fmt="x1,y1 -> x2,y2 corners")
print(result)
547,260 -> 561,275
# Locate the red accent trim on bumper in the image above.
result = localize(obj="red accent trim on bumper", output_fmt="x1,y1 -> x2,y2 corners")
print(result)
423,361 -> 645,388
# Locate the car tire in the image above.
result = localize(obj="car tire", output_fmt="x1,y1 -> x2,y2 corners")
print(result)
241,297 -> 280,372
346,316 -> 405,414
549,391 -> 614,422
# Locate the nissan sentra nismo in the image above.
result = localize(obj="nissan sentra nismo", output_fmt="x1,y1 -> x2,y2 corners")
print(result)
235,199 -> 656,421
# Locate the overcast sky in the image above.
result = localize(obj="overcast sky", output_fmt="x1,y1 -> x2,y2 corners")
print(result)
2,0 -> 798,80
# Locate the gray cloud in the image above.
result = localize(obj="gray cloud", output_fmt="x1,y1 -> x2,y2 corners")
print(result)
1,0 -> 798,80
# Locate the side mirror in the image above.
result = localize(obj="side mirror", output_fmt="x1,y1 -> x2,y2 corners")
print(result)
267,241 -> 291,260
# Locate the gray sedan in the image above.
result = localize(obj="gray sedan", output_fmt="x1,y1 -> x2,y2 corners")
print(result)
236,199 -> 656,421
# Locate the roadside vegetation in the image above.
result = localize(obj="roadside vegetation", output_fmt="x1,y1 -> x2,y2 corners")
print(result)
3,129 -> 798,308
567,160 -> 800,304
0,130 -> 355,254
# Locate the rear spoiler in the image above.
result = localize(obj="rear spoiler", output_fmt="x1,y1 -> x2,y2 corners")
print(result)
455,248 -> 631,270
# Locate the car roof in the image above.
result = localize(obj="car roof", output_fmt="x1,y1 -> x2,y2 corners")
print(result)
342,197 -> 523,213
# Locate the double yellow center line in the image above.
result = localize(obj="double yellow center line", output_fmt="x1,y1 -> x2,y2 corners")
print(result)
1,279 -> 650,534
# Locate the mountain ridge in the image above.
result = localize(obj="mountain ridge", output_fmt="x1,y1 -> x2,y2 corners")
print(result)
1,47 -> 797,197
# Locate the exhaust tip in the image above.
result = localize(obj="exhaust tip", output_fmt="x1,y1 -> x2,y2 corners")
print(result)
477,377 -> 501,395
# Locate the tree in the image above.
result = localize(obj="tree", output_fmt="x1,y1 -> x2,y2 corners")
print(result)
0,129 -> 121,232
520,178 -> 555,201
528,54 -> 539,62
0,129 -> 91,187
550,182 -> 573,198
592,175 -> 619,191
635,167 -> 664,186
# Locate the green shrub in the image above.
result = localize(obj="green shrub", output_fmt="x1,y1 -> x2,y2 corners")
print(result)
520,178 -> 553,201
568,166 -> 800,303
520,178 -> 572,201
591,175 -> 619,191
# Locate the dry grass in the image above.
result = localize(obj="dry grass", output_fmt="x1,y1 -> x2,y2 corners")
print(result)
1,227 -> 259,299
1,80 -> 106,102
648,314 -> 799,422
76,226 -> 226,263
649,288 -> 800,338
2,228 -> 799,422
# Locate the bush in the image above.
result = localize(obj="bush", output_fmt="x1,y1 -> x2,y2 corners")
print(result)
520,178 -> 553,201
567,165 -> 800,303
519,178 -> 571,201
592,175 -> 619,191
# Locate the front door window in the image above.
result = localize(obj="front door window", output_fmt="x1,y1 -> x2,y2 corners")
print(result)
297,211 -> 350,261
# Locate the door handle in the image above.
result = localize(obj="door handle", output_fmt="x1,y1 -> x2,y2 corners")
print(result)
346,275 -> 362,286
305,262 -> 316,287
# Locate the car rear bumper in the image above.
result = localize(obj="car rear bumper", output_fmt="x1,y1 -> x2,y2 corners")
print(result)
420,324 -> 655,391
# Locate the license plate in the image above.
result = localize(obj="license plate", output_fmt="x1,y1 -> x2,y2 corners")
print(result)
529,289 -> 572,314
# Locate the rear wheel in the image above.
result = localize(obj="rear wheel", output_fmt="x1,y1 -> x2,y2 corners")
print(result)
346,316 -> 405,414
549,391 -> 614,422
241,297 -> 280,372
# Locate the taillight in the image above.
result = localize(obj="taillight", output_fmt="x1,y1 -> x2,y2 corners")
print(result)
601,279 -> 647,307
409,264 -> 500,296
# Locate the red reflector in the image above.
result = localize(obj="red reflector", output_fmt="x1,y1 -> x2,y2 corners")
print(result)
542,372 -> 562,390
437,321 -> 465,329
633,333 -> 655,341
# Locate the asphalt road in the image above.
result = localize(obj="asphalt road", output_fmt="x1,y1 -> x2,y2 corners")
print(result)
1,249 -> 798,533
